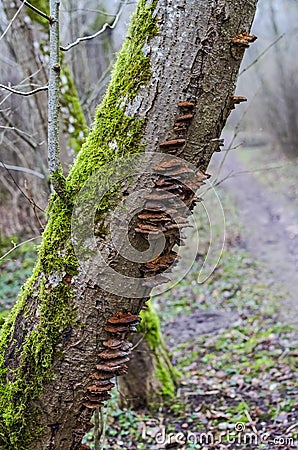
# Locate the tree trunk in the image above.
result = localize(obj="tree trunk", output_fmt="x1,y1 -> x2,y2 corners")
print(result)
0,0 -> 258,448
118,302 -> 179,409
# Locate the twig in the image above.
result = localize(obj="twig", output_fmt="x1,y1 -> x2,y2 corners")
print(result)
211,164 -> 289,189
0,125 -> 32,138
0,84 -> 48,96
0,157 -> 45,212
0,2 -> 25,42
0,236 -> 40,262
239,33 -> 285,76
0,162 -> 45,179
244,409 -> 258,436
24,180 -> 45,230
0,116 -> 38,150
286,422 -> 298,434
20,0 -> 52,23
60,0 -> 127,52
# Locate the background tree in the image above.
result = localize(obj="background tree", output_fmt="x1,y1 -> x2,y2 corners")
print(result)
0,0 -> 258,449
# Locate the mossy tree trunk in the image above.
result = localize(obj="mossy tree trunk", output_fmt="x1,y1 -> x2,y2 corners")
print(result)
118,302 -> 179,409
0,1 -> 258,449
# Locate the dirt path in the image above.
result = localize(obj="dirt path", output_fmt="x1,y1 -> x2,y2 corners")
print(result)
211,141 -> 298,329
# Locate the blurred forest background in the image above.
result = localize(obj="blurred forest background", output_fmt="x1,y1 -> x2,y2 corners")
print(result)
0,1 -> 297,447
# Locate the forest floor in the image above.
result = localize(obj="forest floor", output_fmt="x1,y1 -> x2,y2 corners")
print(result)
0,135 -> 297,449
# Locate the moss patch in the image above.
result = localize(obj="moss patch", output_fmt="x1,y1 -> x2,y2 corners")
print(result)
140,302 -> 179,398
0,1 -> 158,448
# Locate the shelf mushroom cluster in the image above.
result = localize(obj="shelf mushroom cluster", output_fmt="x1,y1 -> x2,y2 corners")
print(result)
134,156 -> 208,287
83,312 -> 141,410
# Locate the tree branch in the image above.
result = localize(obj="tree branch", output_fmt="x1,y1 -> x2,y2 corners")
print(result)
0,83 -> 48,96
0,1 -> 24,42
0,157 -> 45,211
0,236 -> 41,262
20,0 -> 52,23
48,0 -> 67,199
0,162 -> 45,179
60,1 -> 127,52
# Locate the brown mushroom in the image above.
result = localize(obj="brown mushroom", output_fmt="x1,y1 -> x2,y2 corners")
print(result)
178,101 -> 195,108
231,31 -> 257,47
159,138 -> 186,148
107,312 -> 141,325
153,158 -> 183,170
87,392 -> 111,402
141,252 -> 178,273
232,95 -> 247,104
175,113 -> 193,123
137,210 -> 171,221
90,370 -> 113,381
87,382 -> 115,393
96,356 -> 130,369
145,190 -> 176,201
98,349 -> 130,360
173,124 -> 188,133
102,339 -> 124,349
104,324 -> 129,334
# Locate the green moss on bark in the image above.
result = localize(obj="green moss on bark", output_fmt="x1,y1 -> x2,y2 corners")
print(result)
0,1 -> 158,448
140,302 -> 179,398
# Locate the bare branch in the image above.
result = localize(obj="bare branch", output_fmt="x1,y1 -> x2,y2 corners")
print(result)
20,0 -> 52,23
60,1 -> 127,52
0,162 -> 45,179
0,83 -> 48,96
24,179 -> 45,230
0,113 -> 38,150
0,2 -> 24,42
0,157 -> 45,212
0,236 -> 41,262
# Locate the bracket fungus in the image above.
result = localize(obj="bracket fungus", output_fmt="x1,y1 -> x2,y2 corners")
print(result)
84,312 -> 141,410
231,31 -> 257,48
175,113 -> 194,123
177,101 -> 195,109
159,138 -> 186,149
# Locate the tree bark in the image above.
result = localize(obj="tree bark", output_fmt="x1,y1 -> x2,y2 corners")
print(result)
0,0 -> 258,449
118,302 -> 179,409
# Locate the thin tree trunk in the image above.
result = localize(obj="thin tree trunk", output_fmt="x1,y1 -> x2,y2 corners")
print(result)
0,1 -> 258,448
